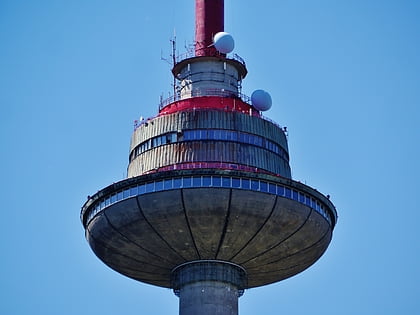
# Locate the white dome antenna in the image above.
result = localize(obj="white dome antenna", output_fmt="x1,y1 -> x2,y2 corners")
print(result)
213,32 -> 235,54
251,89 -> 272,111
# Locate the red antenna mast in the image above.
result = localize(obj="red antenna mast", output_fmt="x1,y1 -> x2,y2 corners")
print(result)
195,0 -> 224,56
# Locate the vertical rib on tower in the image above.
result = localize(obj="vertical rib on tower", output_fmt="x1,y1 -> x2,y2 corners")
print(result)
195,0 -> 224,56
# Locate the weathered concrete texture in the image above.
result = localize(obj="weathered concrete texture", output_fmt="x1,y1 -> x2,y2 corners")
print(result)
128,140 -> 291,178
172,261 -> 246,315
216,190 -> 277,260
179,282 -> 239,315
137,190 -> 199,260
182,188 -> 230,259
131,111 -> 287,149
85,185 -> 333,288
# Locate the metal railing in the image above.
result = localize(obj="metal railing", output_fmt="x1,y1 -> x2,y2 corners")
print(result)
159,88 -> 251,110
175,50 -> 246,68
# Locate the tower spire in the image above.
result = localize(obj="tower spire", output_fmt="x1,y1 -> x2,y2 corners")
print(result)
195,0 -> 224,56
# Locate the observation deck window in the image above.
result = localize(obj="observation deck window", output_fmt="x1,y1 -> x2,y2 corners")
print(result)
276,185 -> 285,196
268,183 -> 276,194
241,178 -> 250,190
212,176 -> 222,187
164,178 -> 173,190
123,188 -> 130,199
182,177 -> 192,188
193,176 -> 202,187
130,129 -> 289,164
292,190 -> 299,201
305,195 -> 311,207
130,186 -> 138,197
299,192 -> 305,203
84,175 -> 334,227
232,178 -> 241,188
203,176 -> 212,186
222,177 -> 231,188
155,180 -> 164,191
139,184 -> 146,194
174,178 -> 182,188
251,180 -> 259,191
260,181 -> 268,192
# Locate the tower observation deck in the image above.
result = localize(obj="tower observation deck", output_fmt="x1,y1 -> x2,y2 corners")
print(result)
80,1 -> 337,314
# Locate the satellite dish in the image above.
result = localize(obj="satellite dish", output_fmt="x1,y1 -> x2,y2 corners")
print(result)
251,90 -> 272,111
213,32 -> 235,54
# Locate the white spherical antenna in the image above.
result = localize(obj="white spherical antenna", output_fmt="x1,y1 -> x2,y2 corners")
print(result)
213,32 -> 235,54
251,90 -> 272,111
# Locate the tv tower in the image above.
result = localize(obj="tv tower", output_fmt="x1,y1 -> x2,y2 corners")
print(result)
80,1 -> 337,314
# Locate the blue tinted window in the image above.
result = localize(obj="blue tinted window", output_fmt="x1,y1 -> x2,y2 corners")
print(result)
173,178 -> 182,188
100,200 -> 105,210
268,183 -> 276,194
251,180 -> 259,191
232,178 -> 240,188
212,176 -> 221,187
193,176 -> 201,187
305,195 -> 311,206
277,185 -> 284,196
285,188 -> 291,198
155,180 -> 164,191
223,131 -> 230,140
111,194 -> 117,203
164,179 -> 172,190
203,176 -> 211,186
123,189 -> 130,198
208,130 -> 215,139
130,186 -> 138,196
292,190 -> 299,201
260,181 -> 268,192
222,177 -> 231,187
146,182 -> 155,192
299,192 -> 305,203
242,178 -> 250,189
117,191 -> 123,200
138,184 -> 146,194
105,197 -> 111,206
183,177 -> 192,188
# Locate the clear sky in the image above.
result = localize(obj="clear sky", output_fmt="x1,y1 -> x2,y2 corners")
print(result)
1,0 -> 419,314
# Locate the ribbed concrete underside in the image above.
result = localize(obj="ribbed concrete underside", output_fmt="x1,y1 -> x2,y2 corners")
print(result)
86,187 -> 332,288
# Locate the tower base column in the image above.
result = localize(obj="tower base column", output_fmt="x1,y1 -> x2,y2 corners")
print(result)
171,260 -> 247,315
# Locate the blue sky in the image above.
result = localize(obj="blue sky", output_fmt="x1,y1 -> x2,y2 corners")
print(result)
1,0 -> 419,314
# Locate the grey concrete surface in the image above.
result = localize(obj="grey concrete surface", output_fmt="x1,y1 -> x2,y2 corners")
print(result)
84,171 -> 335,288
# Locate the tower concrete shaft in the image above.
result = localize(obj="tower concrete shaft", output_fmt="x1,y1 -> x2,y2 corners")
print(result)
172,261 -> 247,315
80,1 -> 338,314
